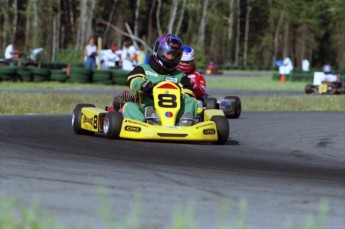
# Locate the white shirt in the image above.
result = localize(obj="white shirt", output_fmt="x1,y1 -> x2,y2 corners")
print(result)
100,49 -> 120,69
5,44 -> 15,59
85,44 -> 97,57
302,59 -> 310,72
120,45 -> 136,71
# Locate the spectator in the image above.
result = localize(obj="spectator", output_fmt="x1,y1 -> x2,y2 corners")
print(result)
302,59 -> 310,72
83,37 -> 97,69
100,44 -> 121,69
119,37 -> 136,71
4,39 -> 22,65
134,43 -> 146,65
279,57 -> 293,76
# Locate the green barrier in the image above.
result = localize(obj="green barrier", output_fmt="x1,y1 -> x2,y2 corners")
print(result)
0,66 -> 16,81
17,70 -> 32,82
110,69 -> 130,86
50,69 -> 67,82
69,67 -> 92,83
93,70 -> 112,83
31,68 -> 51,82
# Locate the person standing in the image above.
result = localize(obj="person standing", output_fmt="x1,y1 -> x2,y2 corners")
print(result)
302,59 -> 310,72
119,37 -> 136,71
83,37 -> 97,69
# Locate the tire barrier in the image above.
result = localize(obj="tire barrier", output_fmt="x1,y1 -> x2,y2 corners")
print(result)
0,66 -> 16,81
31,68 -> 51,82
110,69 -> 129,86
50,69 -> 67,82
16,66 -> 32,82
92,70 -> 112,85
69,67 -> 92,83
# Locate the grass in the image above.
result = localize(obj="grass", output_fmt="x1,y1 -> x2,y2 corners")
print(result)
0,91 -> 344,114
205,75 -> 307,91
1,75 -> 345,114
0,75 -> 305,91
0,194 -> 330,229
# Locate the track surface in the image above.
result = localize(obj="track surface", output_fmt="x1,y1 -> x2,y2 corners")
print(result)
0,112 -> 344,228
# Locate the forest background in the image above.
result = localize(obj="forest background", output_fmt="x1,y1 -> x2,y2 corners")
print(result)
1,0 -> 344,69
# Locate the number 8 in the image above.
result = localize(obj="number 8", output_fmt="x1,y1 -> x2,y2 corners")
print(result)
158,94 -> 177,108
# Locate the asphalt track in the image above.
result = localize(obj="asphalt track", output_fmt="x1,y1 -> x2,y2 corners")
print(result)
0,112 -> 344,229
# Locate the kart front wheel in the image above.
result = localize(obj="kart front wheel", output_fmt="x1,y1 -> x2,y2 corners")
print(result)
104,111 -> 123,139
224,96 -> 241,119
211,115 -> 229,145
72,104 -> 95,135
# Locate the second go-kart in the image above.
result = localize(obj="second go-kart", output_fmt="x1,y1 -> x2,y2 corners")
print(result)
198,95 -> 241,119
305,71 -> 344,95
72,80 -> 230,145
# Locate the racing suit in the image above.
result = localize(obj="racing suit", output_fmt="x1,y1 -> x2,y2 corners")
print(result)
186,71 -> 207,100
123,56 -> 198,122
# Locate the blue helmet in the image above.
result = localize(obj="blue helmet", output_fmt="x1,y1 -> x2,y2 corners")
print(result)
177,46 -> 196,74
153,34 -> 184,70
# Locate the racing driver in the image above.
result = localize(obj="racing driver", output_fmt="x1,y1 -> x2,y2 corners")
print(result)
122,34 -> 198,126
177,45 -> 207,107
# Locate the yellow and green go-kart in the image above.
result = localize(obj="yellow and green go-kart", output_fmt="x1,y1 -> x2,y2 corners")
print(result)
72,81 -> 229,145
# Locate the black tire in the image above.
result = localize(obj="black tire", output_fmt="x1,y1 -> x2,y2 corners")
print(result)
103,111 -> 123,139
72,104 -> 96,135
206,97 -> 218,109
211,115 -> 229,145
224,96 -> 241,119
305,84 -> 313,94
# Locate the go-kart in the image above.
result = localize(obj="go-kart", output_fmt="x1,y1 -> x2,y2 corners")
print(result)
305,72 -> 344,95
305,82 -> 344,95
72,80 -> 230,144
205,62 -> 222,75
199,95 -> 241,119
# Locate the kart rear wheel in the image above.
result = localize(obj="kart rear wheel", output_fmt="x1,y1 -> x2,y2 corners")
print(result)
211,115 -> 229,145
72,104 -> 95,135
206,97 -> 218,109
104,111 -> 123,139
224,96 -> 241,119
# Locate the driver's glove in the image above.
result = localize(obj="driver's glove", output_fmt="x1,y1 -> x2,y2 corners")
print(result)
141,81 -> 154,94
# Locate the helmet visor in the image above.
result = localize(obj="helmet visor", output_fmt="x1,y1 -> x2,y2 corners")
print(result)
158,49 -> 182,65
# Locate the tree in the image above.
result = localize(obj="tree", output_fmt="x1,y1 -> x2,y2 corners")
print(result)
197,0 -> 209,48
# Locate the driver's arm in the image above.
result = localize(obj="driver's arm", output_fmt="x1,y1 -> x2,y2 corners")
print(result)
179,75 -> 195,97
127,65 -> 146,93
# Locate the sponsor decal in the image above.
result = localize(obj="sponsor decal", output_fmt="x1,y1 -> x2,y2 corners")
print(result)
82,114 -> 98,129
163,126 -> 180,129
165,76 -> 178,83
203,129 -> 216,135
145,71 -> 158,77
196,123 -> 214,129
165,111 -> 173,118
83,114 -> 94,126
125,125 -> 141,132
126,119 -> 148,127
